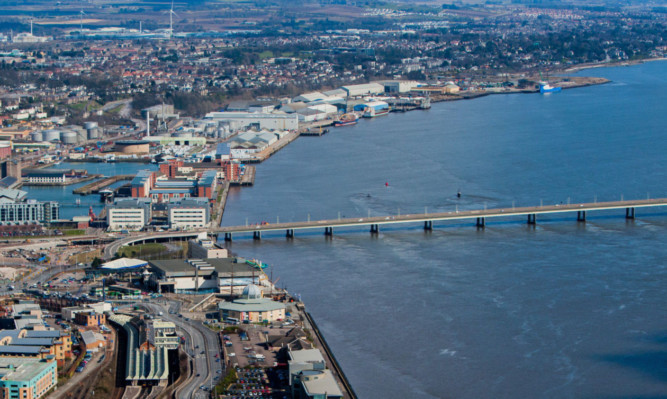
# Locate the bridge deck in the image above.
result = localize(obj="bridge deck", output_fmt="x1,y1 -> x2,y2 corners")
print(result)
216,198 -> 667,234
102,198 -> 667,257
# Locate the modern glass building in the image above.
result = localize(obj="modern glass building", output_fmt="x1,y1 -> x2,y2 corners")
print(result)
0,200 -> 59,225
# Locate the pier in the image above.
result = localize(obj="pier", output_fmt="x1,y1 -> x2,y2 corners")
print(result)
242,131 -> 300,163
218,198 -> 667,241
229,165 -> 255,186
300,127 -> 329,136
73,174 -> 135,195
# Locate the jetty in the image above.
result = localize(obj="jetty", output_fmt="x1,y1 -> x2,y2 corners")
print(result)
243,131 -> 300,163
73,174 -> 135,195
230,165 -> 255,186
300,127 -> 329,136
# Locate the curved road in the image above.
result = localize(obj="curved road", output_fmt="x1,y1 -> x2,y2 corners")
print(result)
103,231 -> 206,259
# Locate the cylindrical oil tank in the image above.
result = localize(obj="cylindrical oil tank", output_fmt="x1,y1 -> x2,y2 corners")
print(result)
43,129 -> 60,142
87,128 -> 99,140
84,121 -> 99,130
60,131 -> 78,145
31,131 -> 43,142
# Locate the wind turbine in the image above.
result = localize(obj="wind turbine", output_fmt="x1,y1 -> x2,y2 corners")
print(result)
168,0 -> 177,38
79,10 -> 85,31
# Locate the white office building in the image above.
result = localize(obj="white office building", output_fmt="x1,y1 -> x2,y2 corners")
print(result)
107,199 -> 151,231
167,199 -> 209,229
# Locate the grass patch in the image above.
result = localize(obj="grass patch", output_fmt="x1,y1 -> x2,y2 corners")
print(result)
106,104 -> 123,114
70,248 -> 102,265
214,369 -> 237,396
258,50 -> 274,59
63,229 -> 85,236
117,243 -> 167,258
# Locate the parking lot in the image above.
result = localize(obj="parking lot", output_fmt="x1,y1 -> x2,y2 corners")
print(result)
222,323 -> 294,369
224,367 -> 274,399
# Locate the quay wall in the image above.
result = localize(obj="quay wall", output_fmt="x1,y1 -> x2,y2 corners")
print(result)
303,310 -> 358,399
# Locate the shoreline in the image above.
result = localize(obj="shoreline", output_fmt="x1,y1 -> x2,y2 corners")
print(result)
561,56 -> 667,73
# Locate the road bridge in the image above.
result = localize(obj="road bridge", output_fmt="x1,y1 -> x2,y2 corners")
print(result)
101,198 -> 667,254
216,198 -> 667,240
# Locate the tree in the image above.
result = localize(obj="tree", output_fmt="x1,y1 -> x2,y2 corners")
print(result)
91,257 -> 103,268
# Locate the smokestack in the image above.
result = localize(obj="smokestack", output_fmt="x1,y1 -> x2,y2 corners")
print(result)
146,111 -> 150,137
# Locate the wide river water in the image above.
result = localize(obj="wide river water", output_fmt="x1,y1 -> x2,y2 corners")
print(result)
219,61 -> 667,398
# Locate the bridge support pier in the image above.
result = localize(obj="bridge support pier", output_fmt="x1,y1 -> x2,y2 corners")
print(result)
527,214 -> 536,225
253,231 -> 261,240
577,211 -> 586,222
324,227 -> 333,236
476,217 -> 485,228
286,229 -> 294,238
625,207 -> 635,219
224,233 -> 233,242
424,221 -> 432,231
370,224 -> 379,234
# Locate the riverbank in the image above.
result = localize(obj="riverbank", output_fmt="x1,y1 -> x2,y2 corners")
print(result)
562,56 -> 667,73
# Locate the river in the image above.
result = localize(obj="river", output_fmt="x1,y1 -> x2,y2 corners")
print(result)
219,61 -> 667,398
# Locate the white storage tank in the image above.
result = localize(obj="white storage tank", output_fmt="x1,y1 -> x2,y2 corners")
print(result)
84,121 -> 99,130
43,129 -> 61,142
87,128 -> 99,140
60,131 -> 78,145
31,131 -> 43,142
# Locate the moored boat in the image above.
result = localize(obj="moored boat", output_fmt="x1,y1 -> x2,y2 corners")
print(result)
334,113 -> 358,127
363,106 -> 390,118
539,82 -> 562,93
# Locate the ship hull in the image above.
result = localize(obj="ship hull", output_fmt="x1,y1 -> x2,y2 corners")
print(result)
363,109 -> 390,118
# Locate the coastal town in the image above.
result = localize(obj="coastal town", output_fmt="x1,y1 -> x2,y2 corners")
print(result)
0,0 -> 664,398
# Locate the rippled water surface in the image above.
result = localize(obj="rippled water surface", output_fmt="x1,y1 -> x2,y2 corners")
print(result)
215,61 -> 667,398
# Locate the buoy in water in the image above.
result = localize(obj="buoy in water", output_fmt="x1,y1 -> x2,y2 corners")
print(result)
457,191 -> 461,198
385,182 -> 389,187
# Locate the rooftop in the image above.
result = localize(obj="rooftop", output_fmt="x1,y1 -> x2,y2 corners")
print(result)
0,358 -> 55,382
149,258 -> 258,277
218,297 -> 285,313
289,348 -> 325,364
300,369 -> 343,397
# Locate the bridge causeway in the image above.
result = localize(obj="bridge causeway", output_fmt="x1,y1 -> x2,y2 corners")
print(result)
103,198 -> 667,258
216,198 -> 667,241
